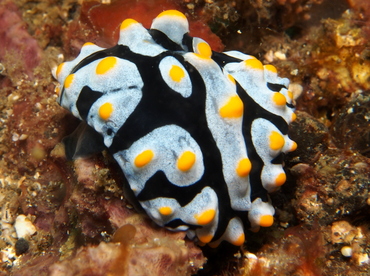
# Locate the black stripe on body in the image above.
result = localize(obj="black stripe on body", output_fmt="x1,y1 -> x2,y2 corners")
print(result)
211,51 -> 244,65
267,82 -> 287,92
165,218 -> 192,229
181,33 -> 193,52
149,29 -> 184,51
76,86 -> 103,120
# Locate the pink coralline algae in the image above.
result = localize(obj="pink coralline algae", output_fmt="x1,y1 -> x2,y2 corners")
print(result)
0,2 -> 42,78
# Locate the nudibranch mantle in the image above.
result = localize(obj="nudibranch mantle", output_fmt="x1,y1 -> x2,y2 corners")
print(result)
53,10 -> 297,247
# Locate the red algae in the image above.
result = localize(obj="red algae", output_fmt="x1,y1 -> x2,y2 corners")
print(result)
64,0 -> 223,57
0,1 -> 42,78
75,0 -> 184,48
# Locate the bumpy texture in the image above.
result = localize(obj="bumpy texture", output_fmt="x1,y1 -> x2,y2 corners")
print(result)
53,10 -> 296,247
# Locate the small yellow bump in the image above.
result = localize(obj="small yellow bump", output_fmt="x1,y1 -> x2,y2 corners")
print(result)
120,18 -> 138,30
157,10 -> 187,19
290,141 -> 298,152
55,85 -> 61,96
269,131 -> 285,151
291,112 -> 297,122
231,233 -> 245,246
275,172 -> 286,186
158,206 -> 173,216
177,151 -> 196,172
56,63 -> 64,79
259,215 -> 274,227
196,42 -> 212,59
208,241 -> 220,248
272,92 -> 286,106
198,234 -> 213,244
236,158 -> 252,177
169,65 -> 185,82
83,42 -> 95,47
134,150 -> 154,168
197,241 -> 206,247
64,74 -> 74,89
99,102 -> 114,120
287,90 -> 293,99
264,64 -> 277,73
244,59 -> 263,70
219,95 -> 244,118
194,209 -> 216,225
227,74 -> 236,84
96,56 -> 117,75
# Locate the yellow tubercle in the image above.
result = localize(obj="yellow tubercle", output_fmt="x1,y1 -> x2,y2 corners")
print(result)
236,158 -> 252,177
96,56 -> 117,75
291,112 -> 297,122
289,141 -> 297,152
231,233 -> 245,246
227,74 -> 236,84
177,151 -> 196,172
157,10 -> 186,19
194,209 -> 216,225
83,42 -> 95,47
196,42 -> 212,59
264,64 -> 277,73
197,241 -> 206,247
169,65 -> 185,82
198,233 -> 213,244
134,150 -> 154,168
64,74 -> 74,89
55,85 -> 61,96
120,18 -> 138,30
208,241 -> 220,248
274,172 -> 286,187
158,206 -> 173,216
259,215 -> 274,227
244,59 -> 263,70
56,63 -> 64,79
219,95 -> 244,118
272,92 -> 286,106
269,131 -> 285,151
99,102 -> 114,120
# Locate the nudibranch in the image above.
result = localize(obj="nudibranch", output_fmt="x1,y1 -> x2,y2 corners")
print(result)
53,10 -> 297,247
